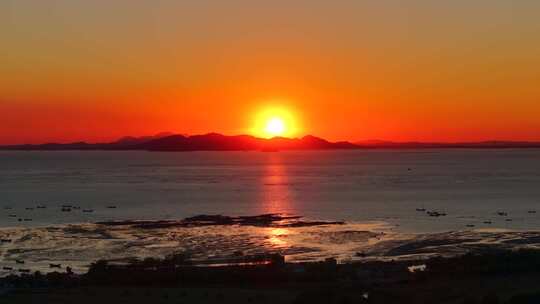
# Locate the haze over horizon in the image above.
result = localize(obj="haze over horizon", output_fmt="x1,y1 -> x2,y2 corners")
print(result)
2,1 -> 540,144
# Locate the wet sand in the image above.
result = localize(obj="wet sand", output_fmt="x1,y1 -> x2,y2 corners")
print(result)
2,214 -> 540,276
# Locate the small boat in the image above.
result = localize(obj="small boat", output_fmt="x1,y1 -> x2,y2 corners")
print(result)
528,210 -> 537,214
23,218 -> 32,221
36,205 -> 47,209
466,224 -> 475,228
15,259 -> 25,264
61,204 -> 73,208
497,211 -> 508,216
2,266 -> 13,271
49,263 -> 62,269
82,209 -> 94,213
505,218 -> 513,222
18,269 -> 31,273
427,211 -> 447,217
106,206 -> 117,209
61,207 -> 72,212
0,239 -> 12,243
416,208 -> 426,212
8,214 -> 17,218
483,221 -> 492,224
25,207 -> 34,211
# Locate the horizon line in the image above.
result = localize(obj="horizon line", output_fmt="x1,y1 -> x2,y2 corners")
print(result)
2,132 -> 540,147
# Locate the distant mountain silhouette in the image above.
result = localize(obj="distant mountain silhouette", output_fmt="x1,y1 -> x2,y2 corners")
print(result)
114,132 -> 175,146
1,133 -> 539,151
0,133 -> 358,151
136,133 -> 358,151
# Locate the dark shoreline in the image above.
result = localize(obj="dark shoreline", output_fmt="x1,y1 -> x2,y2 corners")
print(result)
96,214 -> 345,229
3,250 -> 540,303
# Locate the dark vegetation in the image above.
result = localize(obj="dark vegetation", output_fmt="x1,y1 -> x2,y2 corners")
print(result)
4,250 -> 540,303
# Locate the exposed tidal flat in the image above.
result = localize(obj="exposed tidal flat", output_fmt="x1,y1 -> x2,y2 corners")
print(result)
4,230 -> 540,304
2,213 -> 540,277
0,214 -> 383,275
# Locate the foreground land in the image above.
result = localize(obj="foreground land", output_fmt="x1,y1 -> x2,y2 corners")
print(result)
3,250 -> 540,303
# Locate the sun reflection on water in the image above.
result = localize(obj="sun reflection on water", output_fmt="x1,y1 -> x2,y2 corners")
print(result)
267,228 -> 290,246
260,154 -> 293,215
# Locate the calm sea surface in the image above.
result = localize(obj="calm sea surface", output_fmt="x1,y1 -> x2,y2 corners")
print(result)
1,150 -> 540,232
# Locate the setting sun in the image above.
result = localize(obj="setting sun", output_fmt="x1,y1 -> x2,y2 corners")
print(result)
265,117 -> 286,136
251,106 -> 299,138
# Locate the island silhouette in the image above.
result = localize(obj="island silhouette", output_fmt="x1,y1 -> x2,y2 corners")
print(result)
1,133 -> 540,151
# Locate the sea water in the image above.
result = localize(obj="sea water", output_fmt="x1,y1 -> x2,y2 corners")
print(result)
1,149 -> 540,233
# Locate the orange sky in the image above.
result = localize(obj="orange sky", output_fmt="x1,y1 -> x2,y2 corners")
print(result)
1,1 -> 540,144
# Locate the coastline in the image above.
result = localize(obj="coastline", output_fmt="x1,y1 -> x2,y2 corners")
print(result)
3,214 -> 540,303
3,249 -> 540,303
3,214 -> 540,277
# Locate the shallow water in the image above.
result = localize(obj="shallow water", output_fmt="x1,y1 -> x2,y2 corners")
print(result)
1,150 -> 540,232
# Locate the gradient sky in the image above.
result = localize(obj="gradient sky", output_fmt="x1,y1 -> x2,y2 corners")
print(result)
1,1 -> 540,144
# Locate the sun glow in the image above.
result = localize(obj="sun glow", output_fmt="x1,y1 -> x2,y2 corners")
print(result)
252,106 -> 299,138
265,117 -> 286,136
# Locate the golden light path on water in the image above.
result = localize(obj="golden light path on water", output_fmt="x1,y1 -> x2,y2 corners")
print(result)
259,153 -> 294,248
268,228 -> 290,247
253,154 -> 386,254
